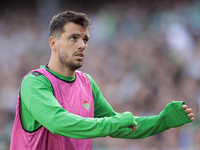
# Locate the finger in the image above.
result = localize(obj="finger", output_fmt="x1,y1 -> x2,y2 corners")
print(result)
187,112 -> 194,121
128,125 -> 137,131
132,125 -> 137,131
182,105 -> 194,121
127,126 -> 134,131
185,108 -> 193,114
182,105 -> 187,110
190,117 -> 195,121
188,113 -> 194,118
128,122 -> 137,131
133,122 -> 137,131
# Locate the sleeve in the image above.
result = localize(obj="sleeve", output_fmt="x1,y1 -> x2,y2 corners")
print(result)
20,72 -> 136,139
110,101 -> 192,139
85,74 -> 117,118
85,74 -> 192,139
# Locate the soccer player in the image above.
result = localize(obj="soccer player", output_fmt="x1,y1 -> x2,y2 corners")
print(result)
10,11 -> 194,150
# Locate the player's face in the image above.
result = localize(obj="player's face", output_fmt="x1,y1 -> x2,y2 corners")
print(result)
55,22 -> 89,70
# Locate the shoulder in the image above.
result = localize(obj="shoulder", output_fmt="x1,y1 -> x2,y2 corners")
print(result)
83,73 -> 96,86
21,70 -> 52,90
75,70 -> 92,84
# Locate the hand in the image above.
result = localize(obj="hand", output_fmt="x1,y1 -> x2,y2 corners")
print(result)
182,105 -> 194,121
128,122 -> 137,131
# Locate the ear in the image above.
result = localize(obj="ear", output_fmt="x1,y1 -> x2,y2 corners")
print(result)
49,36 -> 57,52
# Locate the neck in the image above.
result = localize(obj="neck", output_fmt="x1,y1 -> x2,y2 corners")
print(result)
48,59 -> 75,77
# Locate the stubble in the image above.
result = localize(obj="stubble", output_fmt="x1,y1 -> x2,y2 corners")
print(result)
58,49 -> 83,71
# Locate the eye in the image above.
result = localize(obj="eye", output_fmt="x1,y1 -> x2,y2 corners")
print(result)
83,38 -> 89,44
69,36 -> 77,40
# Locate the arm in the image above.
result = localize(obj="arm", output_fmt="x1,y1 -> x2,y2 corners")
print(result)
110,101 -> 193,139
20,72 -> 136,139
86,74 -> 193,139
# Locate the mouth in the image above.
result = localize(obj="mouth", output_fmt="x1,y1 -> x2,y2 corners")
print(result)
74,52 -> 84,60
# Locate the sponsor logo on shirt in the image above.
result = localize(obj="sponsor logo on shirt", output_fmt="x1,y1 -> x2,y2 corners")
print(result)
32,72 -> 42,77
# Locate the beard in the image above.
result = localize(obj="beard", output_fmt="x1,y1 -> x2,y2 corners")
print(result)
58,49 -> 83,71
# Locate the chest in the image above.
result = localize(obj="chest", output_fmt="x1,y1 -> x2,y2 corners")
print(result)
52,79 -> 94,118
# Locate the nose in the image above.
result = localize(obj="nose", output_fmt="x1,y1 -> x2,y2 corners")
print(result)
78,39 -> 86,50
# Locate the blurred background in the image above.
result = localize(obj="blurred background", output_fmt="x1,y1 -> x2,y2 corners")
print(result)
0,0 -> 200,149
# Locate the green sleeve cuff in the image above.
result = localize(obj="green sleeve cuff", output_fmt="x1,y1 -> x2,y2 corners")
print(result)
159,101 -> 192,129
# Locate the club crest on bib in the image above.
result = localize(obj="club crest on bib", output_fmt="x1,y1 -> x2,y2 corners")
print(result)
83,100 -> 91,111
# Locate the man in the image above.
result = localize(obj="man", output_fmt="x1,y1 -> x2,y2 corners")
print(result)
10,11 -> 194,150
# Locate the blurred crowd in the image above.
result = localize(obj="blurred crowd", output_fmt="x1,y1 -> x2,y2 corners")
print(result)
0,0 -> 200,149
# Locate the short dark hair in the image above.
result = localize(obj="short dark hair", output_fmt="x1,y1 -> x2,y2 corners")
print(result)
49,11 -> 91,38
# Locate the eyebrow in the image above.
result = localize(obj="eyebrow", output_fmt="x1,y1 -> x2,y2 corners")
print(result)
69,33 -> 89,40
